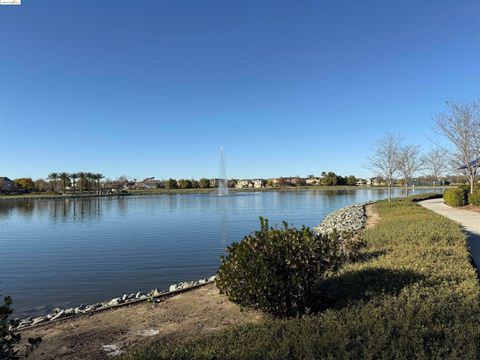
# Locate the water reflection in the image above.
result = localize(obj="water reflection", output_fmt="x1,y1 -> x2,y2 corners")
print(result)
0,197 -> 107,222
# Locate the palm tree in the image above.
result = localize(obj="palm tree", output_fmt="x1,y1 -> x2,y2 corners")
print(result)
59,172 -> 70,194
71,173 -> 79,193
78,172 -> 87,193
86,173 -> 94,192
47,172 -> 59,193
94,173 -> 104,189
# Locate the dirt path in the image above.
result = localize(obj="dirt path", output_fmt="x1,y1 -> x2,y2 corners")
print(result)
19,283 -> 263,359
365,203 -> 380,229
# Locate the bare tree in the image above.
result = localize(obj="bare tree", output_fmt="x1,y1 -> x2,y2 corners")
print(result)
368,133 -> 402,202
424,148 -> 447,189
397,145 -> 424,195
435,100 -> 480,193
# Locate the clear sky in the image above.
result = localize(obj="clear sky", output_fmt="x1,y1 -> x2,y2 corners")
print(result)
1,1 -> 479,180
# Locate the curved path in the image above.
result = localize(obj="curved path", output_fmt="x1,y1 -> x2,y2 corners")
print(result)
420,198 -> 480,269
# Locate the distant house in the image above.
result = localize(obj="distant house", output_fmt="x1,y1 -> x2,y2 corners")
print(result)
356,178 -> 368,186
253,179 -> 266,188
0,177 -> 15,192
306,177 -> 321,185
235,180 -> 252,189
368,177 -> 385,186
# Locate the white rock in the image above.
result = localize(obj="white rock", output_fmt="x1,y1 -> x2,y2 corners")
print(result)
51,310 -> 65,321
152,288 -> 162,296
31,317 -> 47,325
169,284 -> 178,292
108,298 -> 122,306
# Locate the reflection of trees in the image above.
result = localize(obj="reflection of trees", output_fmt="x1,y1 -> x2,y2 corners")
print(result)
0,199 -> 35,218
0,198 -> 105,222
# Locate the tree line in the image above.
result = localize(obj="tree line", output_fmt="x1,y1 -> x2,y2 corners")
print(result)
10,172 -> 105,194
369,99 -> 480,201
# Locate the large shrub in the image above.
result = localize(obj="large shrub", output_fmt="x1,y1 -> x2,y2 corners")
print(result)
216,218 -> 345,317
443,187 -> 468,207
469,188 -> 480,206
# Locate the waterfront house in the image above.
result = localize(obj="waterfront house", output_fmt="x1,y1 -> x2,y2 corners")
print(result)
235,180 -> 252,189
356,178 -> 368,186
254,179 -> 266,188
368,177 -> 385,186
306,177 -> 321,185
0,177 -> 15,192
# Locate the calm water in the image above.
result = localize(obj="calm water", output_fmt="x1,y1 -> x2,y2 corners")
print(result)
0,188 -> 439,316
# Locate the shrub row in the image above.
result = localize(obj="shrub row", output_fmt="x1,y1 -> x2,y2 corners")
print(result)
122,196 -> 480,359
443,187 -> 468,207
444,186 -> 480,207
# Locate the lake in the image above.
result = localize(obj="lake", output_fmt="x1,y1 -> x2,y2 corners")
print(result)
0,188 -> 440,316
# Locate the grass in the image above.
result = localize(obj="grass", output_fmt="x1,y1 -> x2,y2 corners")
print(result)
121,194 -> 480,359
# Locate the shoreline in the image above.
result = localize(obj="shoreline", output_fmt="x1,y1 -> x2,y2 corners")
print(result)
13,200 -> 382,359
14,277 -> 217,331
0,185 -> 448,200
13,201 -> 377,330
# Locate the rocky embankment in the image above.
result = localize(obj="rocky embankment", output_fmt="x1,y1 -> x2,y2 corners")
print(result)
314,201 -> 373,237
12,276 -> 216,330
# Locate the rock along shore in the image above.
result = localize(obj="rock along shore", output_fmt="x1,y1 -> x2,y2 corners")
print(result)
12,276 -> 216,330
314,201 -> 373,236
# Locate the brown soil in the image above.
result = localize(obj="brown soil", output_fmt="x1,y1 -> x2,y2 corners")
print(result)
365,203 -> 380,229
461,204 -> 480,213
19,283 -> 263,360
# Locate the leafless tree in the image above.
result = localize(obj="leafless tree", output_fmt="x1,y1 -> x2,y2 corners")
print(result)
424,148 -> 447,189
368,133 -> 402,202
397,145 -> 424,195
435,100 -> 480,193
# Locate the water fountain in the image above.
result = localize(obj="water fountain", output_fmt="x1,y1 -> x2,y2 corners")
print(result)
218,146 -> 228,196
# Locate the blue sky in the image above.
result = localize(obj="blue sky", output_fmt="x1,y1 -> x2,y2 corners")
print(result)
1,1 -> 479,180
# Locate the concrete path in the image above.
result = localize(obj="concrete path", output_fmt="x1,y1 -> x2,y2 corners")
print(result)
420,198 -> 480,269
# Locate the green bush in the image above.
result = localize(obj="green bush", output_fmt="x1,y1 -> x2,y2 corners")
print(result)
216,218 -> 345,317
443,187 -> 468,207
469,188 -> 480,206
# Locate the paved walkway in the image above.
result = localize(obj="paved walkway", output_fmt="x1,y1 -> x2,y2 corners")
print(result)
420,198 -> 480,269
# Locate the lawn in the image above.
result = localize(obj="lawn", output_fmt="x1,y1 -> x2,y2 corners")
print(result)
121,195 -> 480,359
